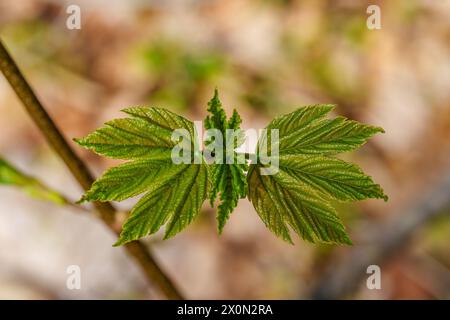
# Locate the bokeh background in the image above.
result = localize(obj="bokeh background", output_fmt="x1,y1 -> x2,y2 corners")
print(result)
0,0 -> 449,299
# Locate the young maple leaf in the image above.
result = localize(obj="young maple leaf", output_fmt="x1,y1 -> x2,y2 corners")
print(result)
204,89 -> 248,233
247,105 -> 388,245
75,107 -> 209,245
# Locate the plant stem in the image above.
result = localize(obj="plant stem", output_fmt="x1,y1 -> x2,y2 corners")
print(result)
0,39 -> 183,300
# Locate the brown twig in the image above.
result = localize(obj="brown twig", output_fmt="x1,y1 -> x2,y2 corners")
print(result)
0,39 -> 183,299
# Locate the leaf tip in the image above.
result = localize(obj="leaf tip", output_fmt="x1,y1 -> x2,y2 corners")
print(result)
285,237 -> 295,245
162,232 -> 174,241
376,185 -> 389,202
217,219 -> 227,235
206,87 -> 220,108
76,194 -> 88,204
325,104 -> 337,112
375,126 -> 385,134
73,137 -> 84,146
162,223 -> 179,240
342,235 -> 353,246
120,106 -> 134,114
113,231 -> 135,246
113,238 -> 127,247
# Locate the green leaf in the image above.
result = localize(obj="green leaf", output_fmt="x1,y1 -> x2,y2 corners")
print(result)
263,105 -> 384,155
80,155 -> 186,203
114,161 -> 209,245
208,162 -> 247,233
248,105 -> 387,244
248,164 -> 352,245
204,89 -> 227,132
204,89 -> 248,233
278,154 -> 387,202
75,107 -> 195,160
0,157 -> 66,205
76,107 -> 209,245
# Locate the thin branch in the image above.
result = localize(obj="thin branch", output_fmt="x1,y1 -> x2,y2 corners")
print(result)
0,39 -> 183,300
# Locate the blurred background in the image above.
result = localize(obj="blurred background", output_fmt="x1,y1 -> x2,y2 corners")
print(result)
0,0 -> 449,299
